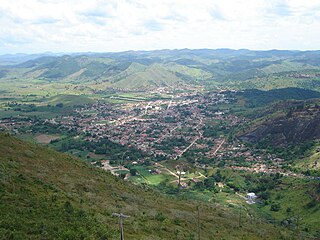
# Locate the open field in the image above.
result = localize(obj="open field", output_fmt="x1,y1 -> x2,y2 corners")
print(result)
35,134 -> 60,144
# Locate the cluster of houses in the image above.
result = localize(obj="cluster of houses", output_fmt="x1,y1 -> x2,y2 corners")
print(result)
0,89 -> 288,179
41,92 -> 237,160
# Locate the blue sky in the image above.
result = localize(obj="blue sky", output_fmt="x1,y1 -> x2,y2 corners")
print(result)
0,0 -> 319,54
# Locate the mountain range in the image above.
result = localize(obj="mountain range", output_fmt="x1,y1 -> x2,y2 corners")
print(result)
1,49 -> 320,90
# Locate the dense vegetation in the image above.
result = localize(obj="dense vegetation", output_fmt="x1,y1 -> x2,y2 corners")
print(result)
235,88 -> 320,108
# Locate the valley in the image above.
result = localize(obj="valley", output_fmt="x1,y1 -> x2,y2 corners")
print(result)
2,0 -> 320,237
0,49 -> 320,239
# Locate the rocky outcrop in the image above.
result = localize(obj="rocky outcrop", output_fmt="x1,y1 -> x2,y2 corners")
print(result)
241,103 -> 320,146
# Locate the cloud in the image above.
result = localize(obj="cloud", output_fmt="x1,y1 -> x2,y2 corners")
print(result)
271,1 -> 292,16
32,17 -> 60,25
0,34 -> 31,45
0,0 -> 319,53
144,19 -> 163,31
210,8 -> 227,21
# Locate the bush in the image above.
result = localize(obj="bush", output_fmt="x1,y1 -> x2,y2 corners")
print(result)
305,199 -> 317,209
270,203 -> 281,212
130,168 -> 137,176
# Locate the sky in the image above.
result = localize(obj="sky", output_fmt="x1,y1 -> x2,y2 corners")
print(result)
0,0 -> 320,54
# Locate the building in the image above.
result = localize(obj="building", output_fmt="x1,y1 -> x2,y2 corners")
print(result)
246,192 -> 257,204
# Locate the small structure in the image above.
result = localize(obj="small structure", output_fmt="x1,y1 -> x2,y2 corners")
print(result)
246,192 -> 257,204
112,213 -> 130,240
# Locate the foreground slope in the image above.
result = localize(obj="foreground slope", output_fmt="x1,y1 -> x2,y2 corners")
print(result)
0,132 -> 293,239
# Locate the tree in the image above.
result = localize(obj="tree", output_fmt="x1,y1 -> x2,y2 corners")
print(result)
64,201 -> 74,214
56,103 -> 64,108
270,203 -> 281,212
130,168 -> 137,176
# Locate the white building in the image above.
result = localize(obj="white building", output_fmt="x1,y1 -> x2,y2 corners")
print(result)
246,192 -> 257,204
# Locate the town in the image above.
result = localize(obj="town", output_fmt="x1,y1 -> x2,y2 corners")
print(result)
0,90 -> 289,179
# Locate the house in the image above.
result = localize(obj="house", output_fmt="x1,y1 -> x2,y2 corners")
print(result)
246,192 -> 257,204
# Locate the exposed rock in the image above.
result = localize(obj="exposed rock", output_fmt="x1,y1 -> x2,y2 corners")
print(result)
241,102 -> 320,146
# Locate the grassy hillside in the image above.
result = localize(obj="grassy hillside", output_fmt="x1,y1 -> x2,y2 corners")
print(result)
214,170 -> 320,237
294,142 -> 320,175
0,132 -> 295,239
255,177 -> 320,236
112,64 -> 184,89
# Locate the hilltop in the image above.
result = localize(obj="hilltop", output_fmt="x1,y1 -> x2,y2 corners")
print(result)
0,132 -> 294,239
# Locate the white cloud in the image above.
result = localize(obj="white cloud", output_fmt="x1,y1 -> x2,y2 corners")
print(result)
0,0 -> 319,53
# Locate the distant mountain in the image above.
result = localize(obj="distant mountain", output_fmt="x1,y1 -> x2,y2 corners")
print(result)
1,49 -> 320,90
0,52 -> 65,65
0,132 -> 287,239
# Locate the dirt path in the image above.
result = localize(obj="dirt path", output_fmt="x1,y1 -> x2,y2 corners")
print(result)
212,138 -> 225,155
156,163 -> 179,178
175,118 -> 203,159
0,124 -> 9,131
235,192 -> 246,200
176,136 -> 199,159
167,96 -> 173,110
197,172 -> 207,179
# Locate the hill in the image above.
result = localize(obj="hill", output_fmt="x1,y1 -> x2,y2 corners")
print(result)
235,88 -> 320,108
1,49 -> 320,91
0,132 -> 294,239
239,99 -> 320,146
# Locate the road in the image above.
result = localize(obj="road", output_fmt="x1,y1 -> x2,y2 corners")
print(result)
197,172 -> 207,179
155,124 -> 181,143
212,138 -> 225,155
176,136 -> 200,159
175,118 -> 203,159
0,124 -> 10,131
167,96 -> 173,110
155,163 -> 179,178
156,161 -> 208,182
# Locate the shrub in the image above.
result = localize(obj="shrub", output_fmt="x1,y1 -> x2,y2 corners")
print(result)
270,203 -> 281,212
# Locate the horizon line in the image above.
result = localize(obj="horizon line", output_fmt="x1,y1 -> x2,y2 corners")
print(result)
1,48 -> 320,56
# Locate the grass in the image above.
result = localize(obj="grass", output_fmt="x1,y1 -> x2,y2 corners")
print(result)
256,177 -> 320,235
132,166 -> 176,185
65,149 -> 91,161
46,94 -> 94,107
294,142 -> 320,175
0,131 -> 297,239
